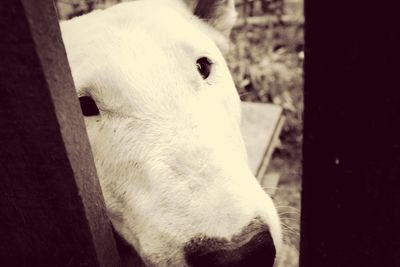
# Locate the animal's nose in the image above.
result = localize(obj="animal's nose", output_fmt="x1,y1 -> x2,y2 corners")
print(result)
184,225 -> 276,267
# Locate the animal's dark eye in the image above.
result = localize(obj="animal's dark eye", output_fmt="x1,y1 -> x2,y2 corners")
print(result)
79,96 -> 100,116
196,57 -> 212,79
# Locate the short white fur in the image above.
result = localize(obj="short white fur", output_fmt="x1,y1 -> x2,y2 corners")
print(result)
61,0 -> 282,265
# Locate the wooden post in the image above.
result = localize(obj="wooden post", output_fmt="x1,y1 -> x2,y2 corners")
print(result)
301,0 -> 400,266
0,1 -> 121,266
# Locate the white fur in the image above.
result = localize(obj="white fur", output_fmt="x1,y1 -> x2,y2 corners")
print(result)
61,0 -> 281,265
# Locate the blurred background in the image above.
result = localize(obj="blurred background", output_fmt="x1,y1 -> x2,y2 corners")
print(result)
56,1 -> 303,266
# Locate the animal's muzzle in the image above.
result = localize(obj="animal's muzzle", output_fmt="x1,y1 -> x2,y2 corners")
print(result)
184,221 -> 276,267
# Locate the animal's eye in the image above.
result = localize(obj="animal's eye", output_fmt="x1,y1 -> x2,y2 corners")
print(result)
196,57 -> 212,79
79,96 -> 100,116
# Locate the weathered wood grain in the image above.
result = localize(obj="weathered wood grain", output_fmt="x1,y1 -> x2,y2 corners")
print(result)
0,1 -> 121,266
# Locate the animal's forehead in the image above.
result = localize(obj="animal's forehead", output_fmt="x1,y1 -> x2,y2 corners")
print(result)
104,1 -> 220,55
62,1 -> 233,116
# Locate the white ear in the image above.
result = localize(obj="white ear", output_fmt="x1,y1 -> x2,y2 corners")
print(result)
153,0 -> 237,53
185,0 -> 237,39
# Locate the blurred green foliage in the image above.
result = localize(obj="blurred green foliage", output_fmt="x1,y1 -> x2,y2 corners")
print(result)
227,21 -> 303,175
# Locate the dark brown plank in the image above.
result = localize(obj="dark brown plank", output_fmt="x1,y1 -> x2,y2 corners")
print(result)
301,0 -> 400,266
0,1 -> 121,266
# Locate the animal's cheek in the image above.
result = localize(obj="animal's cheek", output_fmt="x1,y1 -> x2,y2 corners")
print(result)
82,115 -> 105,145
104,197 -> 125,225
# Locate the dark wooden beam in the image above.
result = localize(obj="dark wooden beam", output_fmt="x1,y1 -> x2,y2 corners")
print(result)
0,1 -> 121,266
301,0 -> 400,266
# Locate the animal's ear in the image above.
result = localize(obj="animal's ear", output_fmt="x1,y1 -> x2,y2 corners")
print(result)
185,0 -> 237,40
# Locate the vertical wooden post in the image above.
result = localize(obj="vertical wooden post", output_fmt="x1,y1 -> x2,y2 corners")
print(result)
301,0 -> 400,266
0,1 -> 121,266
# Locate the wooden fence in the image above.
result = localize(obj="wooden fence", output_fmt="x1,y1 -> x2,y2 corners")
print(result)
301,0 -> 400,266
0,1 -> 121,266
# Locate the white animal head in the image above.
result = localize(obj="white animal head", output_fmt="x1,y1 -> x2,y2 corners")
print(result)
61,0 -> 282,266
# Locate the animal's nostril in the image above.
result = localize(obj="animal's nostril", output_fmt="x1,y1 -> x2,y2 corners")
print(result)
184,229 -> 276,267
